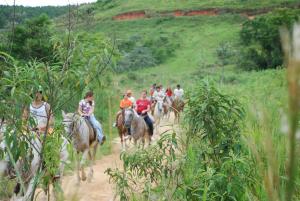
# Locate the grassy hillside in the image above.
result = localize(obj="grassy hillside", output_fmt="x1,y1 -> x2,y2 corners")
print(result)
94,0 -> 299,19
81,14 -> 243,92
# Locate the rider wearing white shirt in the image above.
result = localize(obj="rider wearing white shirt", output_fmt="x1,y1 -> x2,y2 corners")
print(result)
153,86 -> 165,102
23,86 -> 54,133
174,84 -> 184,100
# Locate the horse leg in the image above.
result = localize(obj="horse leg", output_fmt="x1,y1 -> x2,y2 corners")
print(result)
80,149 -> 89,181
87,149 -> 94,183
121,133 -> 125,151
76,152 -> 81,185
59,137 -> 69,181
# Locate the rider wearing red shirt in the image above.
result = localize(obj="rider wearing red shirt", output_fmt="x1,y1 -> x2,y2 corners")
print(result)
135,90 -> 154,136
166,87 -> 173,97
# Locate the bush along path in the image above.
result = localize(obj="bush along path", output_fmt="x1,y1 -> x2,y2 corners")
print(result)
112,2 -> 300,21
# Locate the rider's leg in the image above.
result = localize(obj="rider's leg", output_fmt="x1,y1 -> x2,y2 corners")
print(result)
127,127 -> 131,135
144,115 -> 154,136
89,115 -> 105,143
114,111 -> 122,127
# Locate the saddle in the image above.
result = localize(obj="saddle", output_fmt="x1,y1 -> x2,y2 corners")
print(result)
83,118 -> 97,144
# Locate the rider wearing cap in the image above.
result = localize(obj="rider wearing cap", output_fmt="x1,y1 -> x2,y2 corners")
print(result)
126,90 -> 136,107
113,93 -> 133,131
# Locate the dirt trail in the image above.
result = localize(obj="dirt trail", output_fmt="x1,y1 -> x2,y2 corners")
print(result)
36,116 -> 175,201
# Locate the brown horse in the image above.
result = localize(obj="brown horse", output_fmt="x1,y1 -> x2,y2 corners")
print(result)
116,109 -> 128,150
172,98 -> 185,123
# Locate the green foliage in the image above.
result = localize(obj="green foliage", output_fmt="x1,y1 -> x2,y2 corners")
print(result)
10,14 -> 54,61
239,9 -> 300,70
115,33 -> 179,72
185,81 -> 244,155
41,131 -> 62,190
0,30 -> 115,197
106,133 -> 180,201
182,81 -> 253,200
0,5 -> 70,29
216,42 -> 236,66
117,46 -> 157,72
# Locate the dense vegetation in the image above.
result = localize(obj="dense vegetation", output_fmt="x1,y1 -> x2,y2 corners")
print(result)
239,9 -> 300,70
0,5 -> 71,29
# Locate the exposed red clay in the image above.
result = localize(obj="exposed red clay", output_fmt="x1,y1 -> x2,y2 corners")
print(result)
186,10 -> 217,16
113,11 -> 146,20
173,10 -> 185,17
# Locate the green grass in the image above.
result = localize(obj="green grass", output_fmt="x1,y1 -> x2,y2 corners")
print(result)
80,14 -> 243,93
93,0 -> 299,19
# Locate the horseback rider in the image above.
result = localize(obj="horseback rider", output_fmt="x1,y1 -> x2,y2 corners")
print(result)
113,93 -> 133,135
126,90 -> 136,107
78,91 -> 106,145
136,90 -> 154,136
165,87 -> 173,105
174,84 -> 184,100
153,85 -> 165,102
23,85 -> 54,134
149,83 -> 156,100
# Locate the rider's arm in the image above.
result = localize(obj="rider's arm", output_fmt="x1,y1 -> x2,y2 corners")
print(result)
145,104 -> 151,113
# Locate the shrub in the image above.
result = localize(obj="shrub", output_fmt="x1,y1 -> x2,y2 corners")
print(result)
116,46 -> 157,72
239,9 -> 300,70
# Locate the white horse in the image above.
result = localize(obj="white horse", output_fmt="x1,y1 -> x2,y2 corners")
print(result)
153,100 -> 164,134
0,121 -> 69,201
62,111 -> 98,184
124,108 -> 151,146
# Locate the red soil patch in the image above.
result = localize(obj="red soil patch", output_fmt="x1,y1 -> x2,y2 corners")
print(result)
186,9 -> 217,16
113,11 -> 146,20
173,10 -> 184,17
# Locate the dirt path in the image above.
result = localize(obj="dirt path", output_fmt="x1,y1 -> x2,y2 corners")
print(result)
36,115 -> 175,201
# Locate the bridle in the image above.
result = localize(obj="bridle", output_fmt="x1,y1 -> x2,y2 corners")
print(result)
62,113 -> 78,140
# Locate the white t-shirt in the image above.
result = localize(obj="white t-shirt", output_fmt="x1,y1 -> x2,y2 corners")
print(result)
153,90 -> 165,102
128,96 -> 136,106
174,88 -> 184,99
30,102 -> 48,128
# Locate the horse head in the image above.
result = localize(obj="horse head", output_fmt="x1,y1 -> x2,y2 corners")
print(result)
156,100 -> 164,112
124,108 -> 135,128
62,111 -> 77,137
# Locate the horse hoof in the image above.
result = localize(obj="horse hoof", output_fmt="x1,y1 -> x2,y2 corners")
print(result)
82,176 -> 87,181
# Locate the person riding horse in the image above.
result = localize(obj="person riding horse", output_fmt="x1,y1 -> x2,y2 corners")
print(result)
78,91 -> 106,145
135,90 -> 154,136
114,93 -> 133,136
22,85 -> 54,134
174,84 -> 184,100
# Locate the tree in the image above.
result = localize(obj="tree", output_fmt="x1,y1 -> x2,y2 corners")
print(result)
10,14 -> 54,61
239,9 -> 300,70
